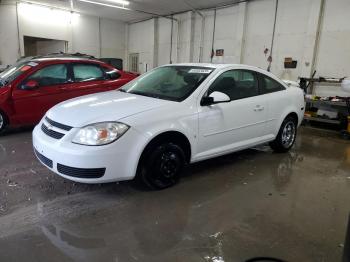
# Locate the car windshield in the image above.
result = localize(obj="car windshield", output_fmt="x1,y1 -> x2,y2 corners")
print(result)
0,58 -> 37,87
120,66 -> 214,102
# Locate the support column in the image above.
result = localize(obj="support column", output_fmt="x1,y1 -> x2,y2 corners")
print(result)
176,11 -> 194,63
236,1 -> 247,64
300,0 -> 325,77
189,11 -> 195,62
124,23 -> 129,71
153,17 -> 159,68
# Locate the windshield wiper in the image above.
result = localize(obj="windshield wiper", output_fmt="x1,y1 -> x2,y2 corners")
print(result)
128,90 -> 163,99
118,89 -> 126,92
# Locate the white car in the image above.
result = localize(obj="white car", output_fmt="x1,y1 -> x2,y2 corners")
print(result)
33,63 -> 305,189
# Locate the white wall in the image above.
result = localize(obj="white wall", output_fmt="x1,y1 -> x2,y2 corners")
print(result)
157,18 -> 172,65
247,0 -> 316,81
36,40 -> 67,55
242,0 -> 274,70
312,0 -> 350,96
128,19 -> 156,73
316,0 -> 350,78
0,4 -> 20,66
71,15 -> 100,57
100,18 -> 126,59
211,6 -> 241,64
126,0 -> 350,89
175,12 -> 194,63
17,2 -> 72,54
2,0 -> 350,90
0,2 -> 126,67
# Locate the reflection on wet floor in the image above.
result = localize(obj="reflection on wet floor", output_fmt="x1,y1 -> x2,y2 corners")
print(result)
0,127 -> 349,261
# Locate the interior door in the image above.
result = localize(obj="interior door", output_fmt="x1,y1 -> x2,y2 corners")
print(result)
196,69 -> 269,160
129,53 -> 139,73
12,63 -> 69,124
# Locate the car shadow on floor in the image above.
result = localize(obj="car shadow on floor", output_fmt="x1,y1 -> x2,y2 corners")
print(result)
0,126 -> 34,137
56,147 -> 274,193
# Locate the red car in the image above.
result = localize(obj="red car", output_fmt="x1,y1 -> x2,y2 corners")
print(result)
0,54 -> 138,133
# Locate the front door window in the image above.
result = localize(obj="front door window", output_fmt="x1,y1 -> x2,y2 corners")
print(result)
27,64 -> 68,86
208,70 -> 259,100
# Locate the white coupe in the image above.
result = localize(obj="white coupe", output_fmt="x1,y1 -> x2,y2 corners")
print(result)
33,63 -> 305,189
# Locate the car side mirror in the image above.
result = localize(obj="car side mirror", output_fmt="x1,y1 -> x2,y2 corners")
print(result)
21,80 -> 39,90
201,91 -> 231,106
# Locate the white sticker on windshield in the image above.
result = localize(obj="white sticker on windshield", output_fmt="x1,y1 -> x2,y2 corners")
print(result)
188,69 -> 212,74
28,62 -> 39,67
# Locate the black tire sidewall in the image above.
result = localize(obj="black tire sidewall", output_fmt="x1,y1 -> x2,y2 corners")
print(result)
140,142 -> 185,190
271,117 -> 297,152
0,111 -> 7,133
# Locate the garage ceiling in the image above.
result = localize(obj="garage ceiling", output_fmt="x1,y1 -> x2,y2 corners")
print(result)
20,0 -> 244,22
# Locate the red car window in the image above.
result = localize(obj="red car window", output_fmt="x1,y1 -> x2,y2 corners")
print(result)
27,64 -> 68,87
72,64 -> 105,82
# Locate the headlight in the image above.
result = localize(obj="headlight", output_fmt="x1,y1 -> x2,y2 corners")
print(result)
72,122 -> 129,146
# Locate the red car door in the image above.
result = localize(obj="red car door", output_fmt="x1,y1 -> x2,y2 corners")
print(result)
11,63 -> 70,125
63,62 -> 110,97
61,62 -> 131,98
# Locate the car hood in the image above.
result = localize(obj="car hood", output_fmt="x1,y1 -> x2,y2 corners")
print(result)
46,91 -> 172,127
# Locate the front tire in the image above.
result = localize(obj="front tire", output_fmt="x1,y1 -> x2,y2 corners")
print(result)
137,142 -> 185,190
270,116 -> 297,153
0,111 -> 7,134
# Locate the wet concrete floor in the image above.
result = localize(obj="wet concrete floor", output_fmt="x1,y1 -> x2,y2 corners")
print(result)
0,126 -> 349,262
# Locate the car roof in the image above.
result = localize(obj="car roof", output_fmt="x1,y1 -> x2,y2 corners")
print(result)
31,57 -> 102,63
22,53 -> 103,64
164,63 -> 285,85
163,63 -> 263,71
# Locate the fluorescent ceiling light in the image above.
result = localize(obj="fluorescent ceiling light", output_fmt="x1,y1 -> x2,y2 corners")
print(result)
104,0 -> 130,5
18,3 -> 80,25
77,0 -> 130,9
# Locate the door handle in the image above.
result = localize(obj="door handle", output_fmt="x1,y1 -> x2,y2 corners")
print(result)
254,105 -> 264,112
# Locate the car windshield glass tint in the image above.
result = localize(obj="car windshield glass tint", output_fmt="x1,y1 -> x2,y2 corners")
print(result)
0,59 -> 37,87
120,66 -> 214,102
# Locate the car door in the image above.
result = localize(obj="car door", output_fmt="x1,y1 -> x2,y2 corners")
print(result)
257,73 -> 289,136
62,62 -> 116,98
12,63 -> 70,125
196,69 -> 269,159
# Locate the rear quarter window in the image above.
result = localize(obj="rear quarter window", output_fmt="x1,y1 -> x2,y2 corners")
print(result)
260,74 -> 286,94
72,64 -> 105,82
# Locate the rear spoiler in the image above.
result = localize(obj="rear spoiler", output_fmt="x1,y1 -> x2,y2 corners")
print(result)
282,80 -> 300,88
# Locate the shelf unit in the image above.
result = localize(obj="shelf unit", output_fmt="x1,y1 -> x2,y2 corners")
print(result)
301,76 -> 349,126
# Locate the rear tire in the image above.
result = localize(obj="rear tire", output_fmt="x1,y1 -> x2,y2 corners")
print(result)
0,111 -> 8,134
270,116 -> 297,153
136,142 -> 185,190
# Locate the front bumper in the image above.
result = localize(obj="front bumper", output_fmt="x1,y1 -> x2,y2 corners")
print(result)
32,121 -> 144,184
